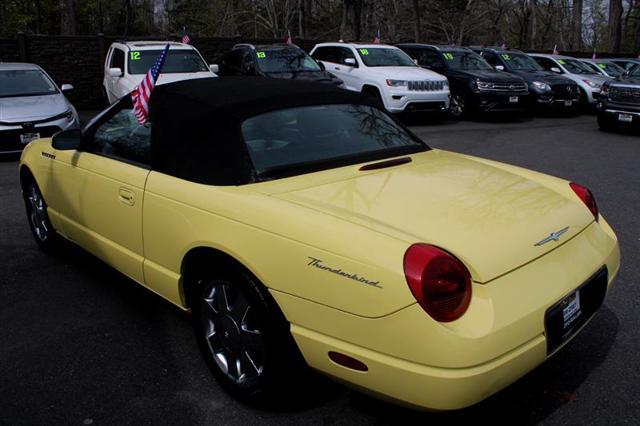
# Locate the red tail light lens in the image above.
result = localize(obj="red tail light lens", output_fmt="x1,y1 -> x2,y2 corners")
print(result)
570,182 -> 599,221
403,244 -> 472,322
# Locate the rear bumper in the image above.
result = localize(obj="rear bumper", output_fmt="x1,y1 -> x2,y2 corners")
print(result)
274,218 -> 620,410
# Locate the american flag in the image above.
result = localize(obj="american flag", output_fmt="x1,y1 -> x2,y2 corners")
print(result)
181,26 -> 190,44
501,42 -> 507,50
131,43 -> 170,125
552,44 -> 559,55
373,29 -> 381,44
592,50 -> 597,60
286,29 -> 292,45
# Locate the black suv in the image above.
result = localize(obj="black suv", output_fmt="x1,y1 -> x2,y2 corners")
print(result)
473,47 -> 580,113
597,66 -> 640,131
397,44 -> 528,117
217,43 -> 344,87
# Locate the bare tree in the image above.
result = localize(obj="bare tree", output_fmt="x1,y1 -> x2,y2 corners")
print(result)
572,0 -> 583,49
59,0 -> 76,35
609,0 -> 623,52
340,0 -> 363,40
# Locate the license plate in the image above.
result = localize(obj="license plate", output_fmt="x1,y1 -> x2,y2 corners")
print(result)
564,100 -> 573,107
561,291 -> 581,331
618,113 -> 633,123
20,132 -> 40,145
509,96 -> 518,103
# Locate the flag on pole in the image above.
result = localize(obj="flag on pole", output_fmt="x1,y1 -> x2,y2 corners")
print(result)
592,50 -> 597,60
552,44 -> 559,55
286,29 -> 292,45
131,44 -> 170,125
181,26 -> 190,44
501,42 -> 507,50
373,29 -> 381,44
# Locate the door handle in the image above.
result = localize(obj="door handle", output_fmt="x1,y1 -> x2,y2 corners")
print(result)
334,67 -> 340,70
118,187 -> 135,206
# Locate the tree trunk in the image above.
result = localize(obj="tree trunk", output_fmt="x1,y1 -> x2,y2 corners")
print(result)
608,0 -> 623,53
340,0 -> 363,41
530,0 -> 537,49
572,0 -> 583,50
59,0 -> 76,35
412,0 -> 421,42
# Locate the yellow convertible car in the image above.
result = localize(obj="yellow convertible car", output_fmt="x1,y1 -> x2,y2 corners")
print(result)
19,78 -> 620,410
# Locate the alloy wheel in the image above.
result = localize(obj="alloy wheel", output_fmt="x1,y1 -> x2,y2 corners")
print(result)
450,93 -> 466,117
199,280 -> 265,388
26,185 -> 49,242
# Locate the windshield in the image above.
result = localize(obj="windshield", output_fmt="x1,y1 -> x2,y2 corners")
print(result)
128,49 -> 208,74
558,58 -> 598,75
594,62 -> 625,77
241,104 -> 426,178
443,51 -> 493,71
357,48 -> 416,67
0,69 -> 58,98
501,53 -> 543,71
629,65 -> 640,77
255,49 -> 321,73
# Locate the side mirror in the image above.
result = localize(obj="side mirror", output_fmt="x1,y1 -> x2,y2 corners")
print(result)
317,61 -> 326,71
52,129 -> 82,151
209,64 -> 219,73
344,58 -> 357,67
495,65 -> 505,71
550,67 -> 562,74
108,67 -> 123,77
413,58 -> 419,65
60,84 -> 74,93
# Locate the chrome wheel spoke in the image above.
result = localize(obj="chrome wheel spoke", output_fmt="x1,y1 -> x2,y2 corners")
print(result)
240,326 -> 262,351
242,350 -> 263,376
229,295 -> 249,323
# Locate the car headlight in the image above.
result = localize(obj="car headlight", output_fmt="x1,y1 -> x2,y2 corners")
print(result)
386,79 -> 409,87
532,81 -> 551,92
63,109 -> 75,122
476,80 -> 495,90
583,79 -> 602,89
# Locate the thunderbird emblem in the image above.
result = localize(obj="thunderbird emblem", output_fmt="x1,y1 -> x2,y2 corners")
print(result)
534,227 -> 570,246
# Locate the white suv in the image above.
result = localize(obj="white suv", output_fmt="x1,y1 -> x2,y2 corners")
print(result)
103,41 -> 218,104
310,43 -> 449,113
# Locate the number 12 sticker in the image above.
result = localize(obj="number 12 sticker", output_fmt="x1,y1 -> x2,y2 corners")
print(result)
130,51 -> 141,60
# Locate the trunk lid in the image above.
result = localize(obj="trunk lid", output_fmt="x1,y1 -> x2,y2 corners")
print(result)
267,150 -> 594,283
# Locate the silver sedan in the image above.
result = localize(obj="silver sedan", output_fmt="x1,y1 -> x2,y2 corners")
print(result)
0,63 -> 79,154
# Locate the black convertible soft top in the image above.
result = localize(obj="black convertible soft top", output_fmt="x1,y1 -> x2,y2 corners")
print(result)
148,77 -> 379,185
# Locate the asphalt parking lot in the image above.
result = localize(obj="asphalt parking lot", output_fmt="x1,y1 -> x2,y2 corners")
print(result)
1,114 -> 639,425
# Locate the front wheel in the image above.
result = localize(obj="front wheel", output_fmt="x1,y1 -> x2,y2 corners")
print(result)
449,92 -> 468,118
192,268 -> 306,405
23,180 -> 59,252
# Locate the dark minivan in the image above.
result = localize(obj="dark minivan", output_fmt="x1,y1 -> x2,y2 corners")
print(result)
397,44 -> 528,118
217,43 -> 344,87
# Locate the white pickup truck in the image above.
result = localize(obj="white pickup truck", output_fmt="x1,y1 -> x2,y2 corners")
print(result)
103,41 -> 218,104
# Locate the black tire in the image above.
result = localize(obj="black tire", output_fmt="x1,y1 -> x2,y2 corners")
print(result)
449,91 -> 468,118
597,113 -> 616,132
361,86 -> 385,109
190,262 -> 306,406
22,178 -> 59,252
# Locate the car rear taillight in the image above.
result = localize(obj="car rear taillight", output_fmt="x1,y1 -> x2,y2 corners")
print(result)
403,244 -> 472,322
570,182 -> 599,221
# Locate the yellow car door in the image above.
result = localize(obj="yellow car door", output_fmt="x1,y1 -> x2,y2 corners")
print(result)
60,106 -> 150,284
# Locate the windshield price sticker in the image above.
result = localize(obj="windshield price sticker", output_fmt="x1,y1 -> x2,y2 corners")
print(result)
501,54 -> 511,60
443,52 -> 454,60
597,63 -> 607,69
130,51 -> 141,60
359,48 -> 369,55
256,51 -> 266,59
558,59 -> 566,64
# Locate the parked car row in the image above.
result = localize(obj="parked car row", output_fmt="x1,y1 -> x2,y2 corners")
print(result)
3,40 -> 640,155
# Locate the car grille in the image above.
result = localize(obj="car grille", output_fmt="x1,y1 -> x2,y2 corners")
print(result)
609,86 -> 640,104
408,80 -> 446,91
478,82 -> 528,92
0,126 -> 61,153
551,84 -> 580,98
